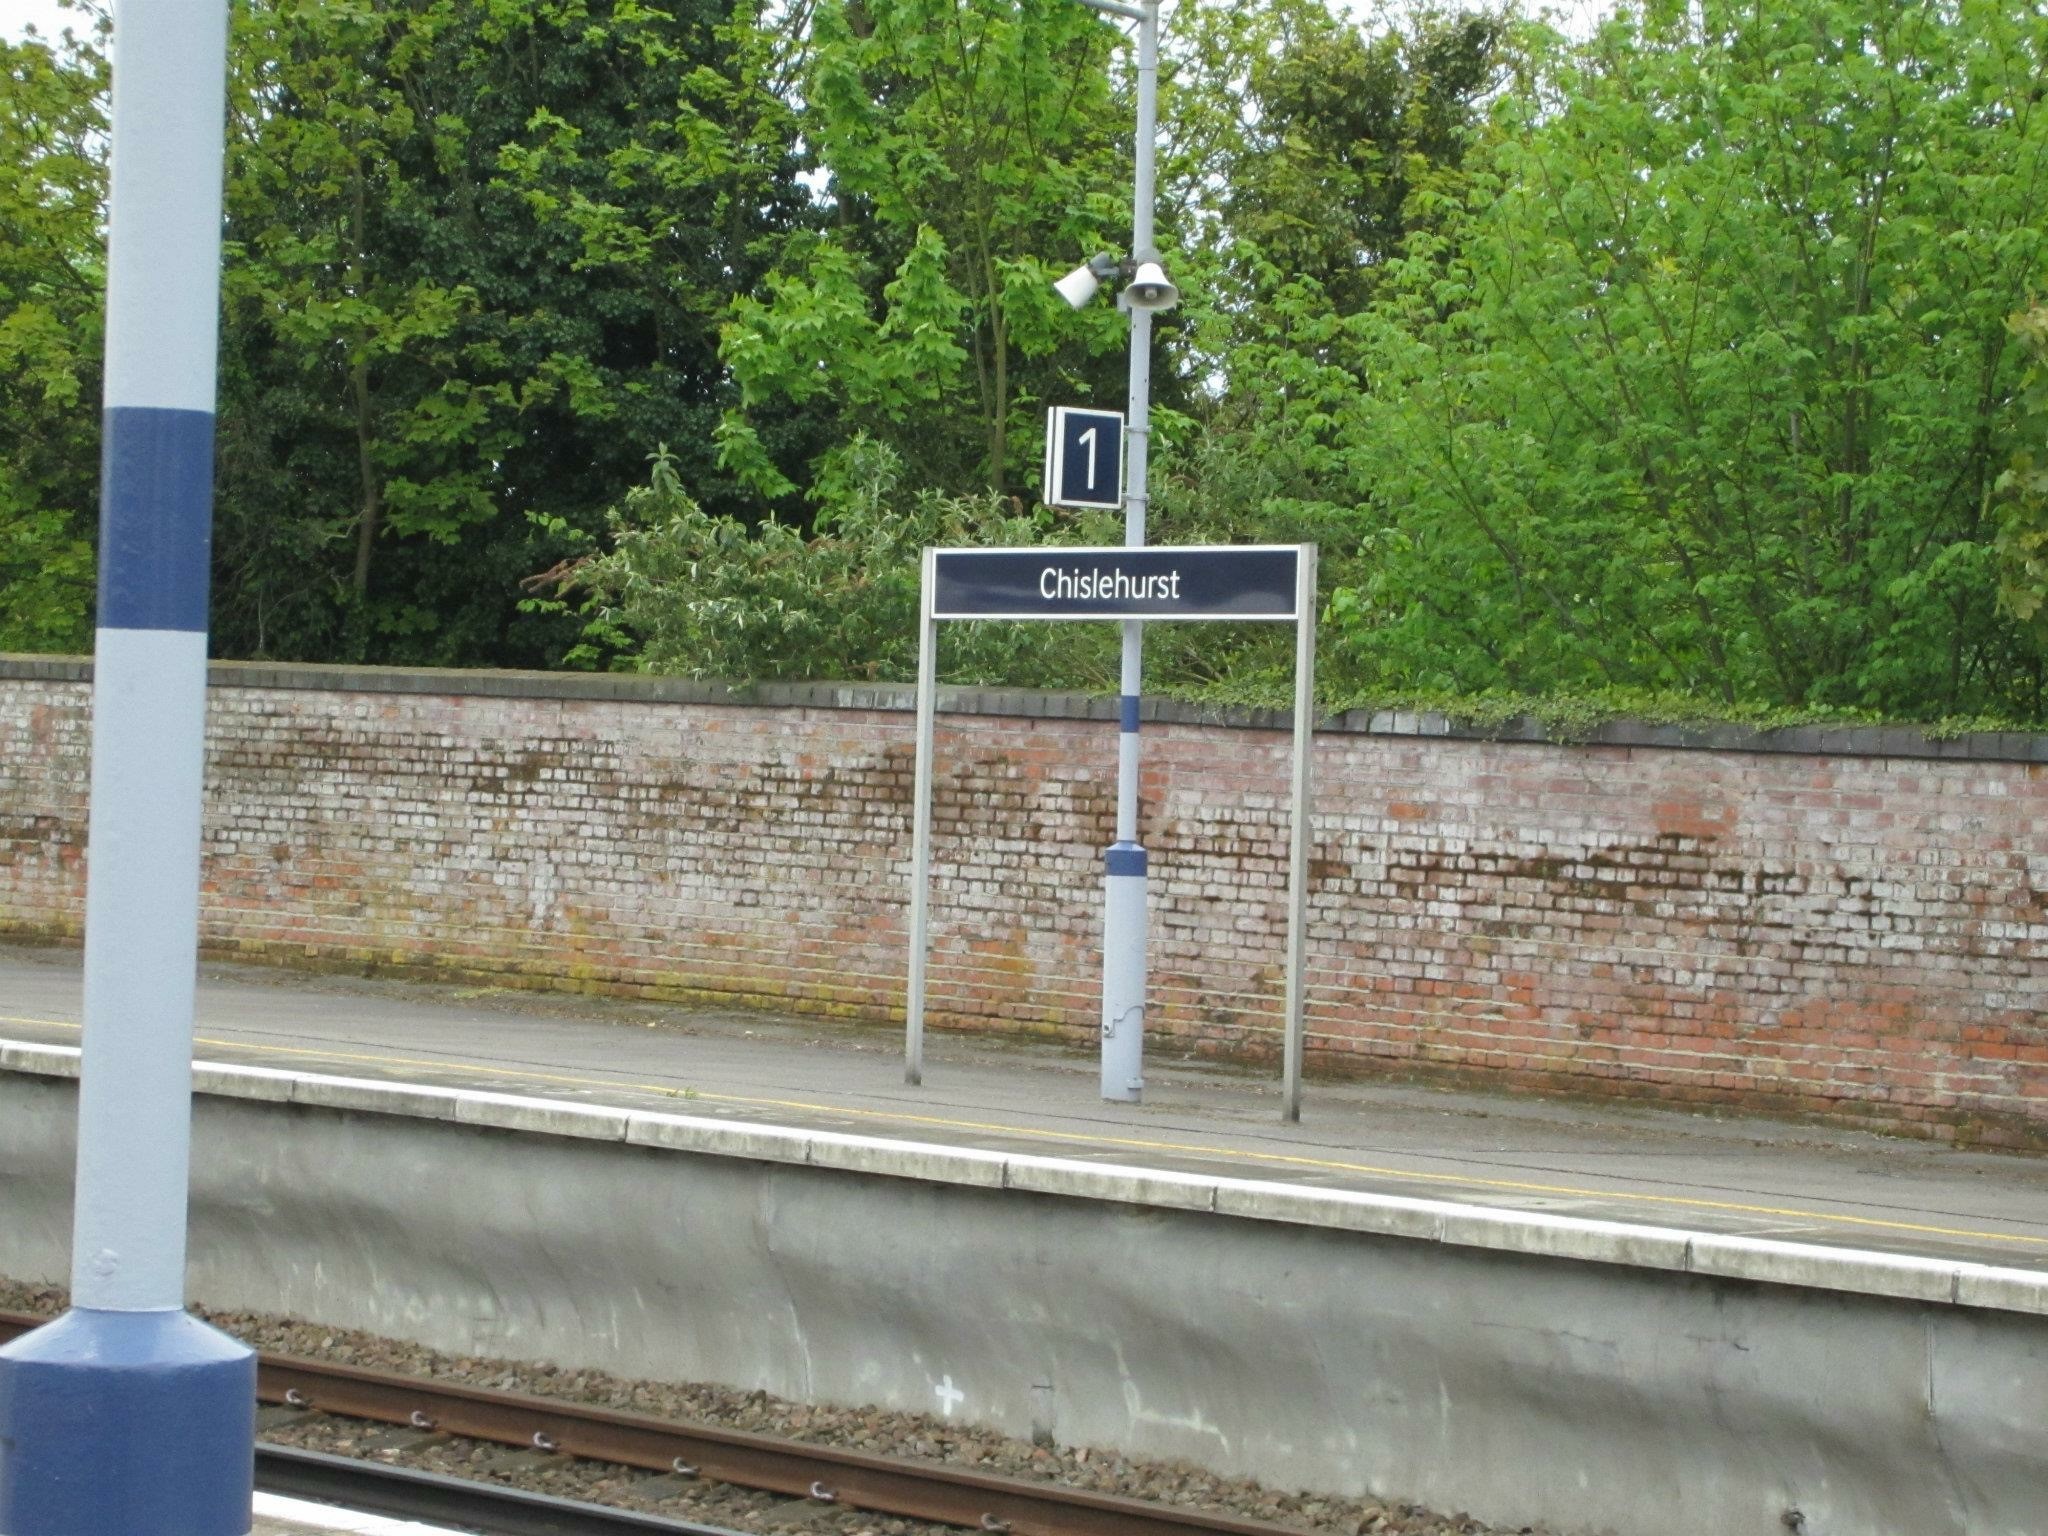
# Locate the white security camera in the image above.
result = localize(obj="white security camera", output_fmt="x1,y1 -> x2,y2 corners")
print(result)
1054,252 -> 1124,311
1121,258 -> 1179,312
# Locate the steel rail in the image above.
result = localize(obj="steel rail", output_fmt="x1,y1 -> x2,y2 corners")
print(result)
0,1312 -> 1306,1536
258,1443 -> 750,1536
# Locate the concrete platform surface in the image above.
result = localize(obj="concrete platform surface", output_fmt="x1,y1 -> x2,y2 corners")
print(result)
5,943 -> 2048,1271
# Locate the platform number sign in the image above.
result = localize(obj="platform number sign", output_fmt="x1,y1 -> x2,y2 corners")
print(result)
1043,406 -> 1124,510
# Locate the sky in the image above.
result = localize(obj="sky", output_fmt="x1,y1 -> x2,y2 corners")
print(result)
0,0 -> 94,46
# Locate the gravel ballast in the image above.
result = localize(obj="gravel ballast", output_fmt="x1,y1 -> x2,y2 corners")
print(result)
0,1278 -> 1536,1535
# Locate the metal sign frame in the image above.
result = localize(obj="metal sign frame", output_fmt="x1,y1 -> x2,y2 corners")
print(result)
905,543 -> 1320,1121
931,544 -> 1301,622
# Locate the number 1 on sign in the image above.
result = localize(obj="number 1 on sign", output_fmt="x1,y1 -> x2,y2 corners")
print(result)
1044,406 -> 1123,509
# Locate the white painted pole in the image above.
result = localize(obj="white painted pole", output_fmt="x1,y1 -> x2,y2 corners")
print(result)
1282,546 -> 1318,1123
0,3 -> 257,1531
1099,0 -> 1161,1105
905,548 -> 938,1086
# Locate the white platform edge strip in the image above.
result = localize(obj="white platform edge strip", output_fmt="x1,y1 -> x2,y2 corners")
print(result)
252,1492 -> 467,1536
4,1038 -> 2045,1316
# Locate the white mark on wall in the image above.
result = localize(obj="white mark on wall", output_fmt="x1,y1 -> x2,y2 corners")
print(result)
1115,1344 -> 1230,1454
936,1375 -> 964,1417
529,859 -> 558,928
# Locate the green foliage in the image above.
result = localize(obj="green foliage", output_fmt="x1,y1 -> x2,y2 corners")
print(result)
1310,0 -> 2048,718
554,437 -> 1119,684
1999,304 -> 2048,645
211,0 -> 811,664
0,13 -> 104,652
10,0 -> 2048,733
716,0 -> 1133,498
719,224 -> 971,502
1225,2 -> 1509,316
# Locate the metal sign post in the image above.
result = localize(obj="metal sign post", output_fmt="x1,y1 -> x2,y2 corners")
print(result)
0,3 -> 258,1533
904,548 -> 938,1086
1282,546 -> 1318,1121
904,545 -> 1319,1120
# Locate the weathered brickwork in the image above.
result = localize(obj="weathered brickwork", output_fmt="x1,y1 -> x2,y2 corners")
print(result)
4,659 -> 2047,1145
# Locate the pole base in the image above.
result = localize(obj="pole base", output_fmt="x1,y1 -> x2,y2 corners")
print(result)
1101,845 -> 1148,1104
0,1308 -> 255,1536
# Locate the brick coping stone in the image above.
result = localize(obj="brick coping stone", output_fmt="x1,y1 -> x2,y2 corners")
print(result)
5,653 -> 2045,764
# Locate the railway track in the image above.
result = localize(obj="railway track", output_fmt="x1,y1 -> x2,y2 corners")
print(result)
0,1311 -> 1312,1536
259,1443 -> 753,1535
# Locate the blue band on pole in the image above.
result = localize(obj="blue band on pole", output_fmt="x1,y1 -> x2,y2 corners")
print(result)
1120,694 -> 1140,732
98,406 -> 215,633
0,1309 -> 255,1536
1105,842 -> 1148,876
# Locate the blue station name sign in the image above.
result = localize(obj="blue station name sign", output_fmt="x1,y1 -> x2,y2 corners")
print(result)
932,545 -> 1302,622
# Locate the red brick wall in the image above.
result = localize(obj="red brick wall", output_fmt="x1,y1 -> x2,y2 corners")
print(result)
5,659 -> 2046,1145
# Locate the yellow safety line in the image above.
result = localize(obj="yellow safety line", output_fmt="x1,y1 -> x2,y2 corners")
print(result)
6,1012 -> 2044,1249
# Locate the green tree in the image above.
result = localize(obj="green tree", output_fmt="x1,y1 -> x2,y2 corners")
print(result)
1121,1 -> 1515,695
602,0 -> 1522,690
546,436 -> 1118,682
717,0 -> 1134,499
1224,3 -> 1508,317
0,14 -> 105,653
1997,301 -> 2048,704
213,0 -> 810,664
1331,0 -> 2048,715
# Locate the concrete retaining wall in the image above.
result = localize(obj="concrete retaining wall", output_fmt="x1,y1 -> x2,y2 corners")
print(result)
3,1044 -> 2045,1536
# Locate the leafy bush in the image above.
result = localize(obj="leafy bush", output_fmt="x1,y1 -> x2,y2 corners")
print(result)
535,436 -> 1122,687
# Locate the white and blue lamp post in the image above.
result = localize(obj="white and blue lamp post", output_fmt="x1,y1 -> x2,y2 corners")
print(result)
1053,0 -> 1177,1103
0,4 -> 257,1533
